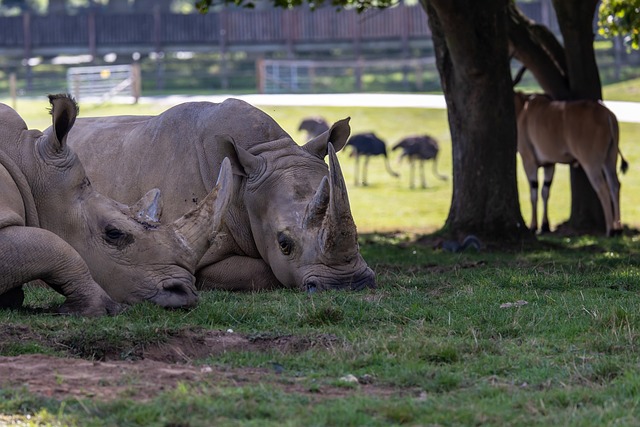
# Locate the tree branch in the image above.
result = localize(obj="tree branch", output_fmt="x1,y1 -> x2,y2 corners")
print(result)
506,1 -> 571,98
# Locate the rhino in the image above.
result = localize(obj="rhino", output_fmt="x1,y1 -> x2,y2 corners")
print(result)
0,94 -> 233,315
65,98 -> 376,292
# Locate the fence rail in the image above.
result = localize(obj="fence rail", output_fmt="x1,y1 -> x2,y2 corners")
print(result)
0,5 -> 431,58
257,57 -> 437,93
67,64 -> 140,102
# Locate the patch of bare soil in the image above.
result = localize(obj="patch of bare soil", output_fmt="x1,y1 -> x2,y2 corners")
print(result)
142,329 -> 345,363
0,328 -> 403,403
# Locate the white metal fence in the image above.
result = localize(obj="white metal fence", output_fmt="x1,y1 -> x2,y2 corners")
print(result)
257,57 -> 439,94
66,64 -> 140,103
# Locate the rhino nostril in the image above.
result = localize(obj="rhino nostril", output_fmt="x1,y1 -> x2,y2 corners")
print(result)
156,282 -> 199,308
306,281 -> 319,294
163,283 -> 188,295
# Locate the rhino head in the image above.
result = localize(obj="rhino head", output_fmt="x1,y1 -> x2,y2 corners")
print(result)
229,118 -> 376,292
20,94 -> 233,308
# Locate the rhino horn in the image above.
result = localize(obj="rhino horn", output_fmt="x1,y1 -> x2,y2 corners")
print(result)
131,188 -> 163,223
302,117 -> 351,159
303,175 -> 330,229
320,143 -> 358,256
172,157 -> 234,268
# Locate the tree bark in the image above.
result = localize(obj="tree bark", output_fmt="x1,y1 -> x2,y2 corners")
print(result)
508,0 -> 607,234
420,0 -> 528,241
507,3 -> 570,99
553,0 -> 605,234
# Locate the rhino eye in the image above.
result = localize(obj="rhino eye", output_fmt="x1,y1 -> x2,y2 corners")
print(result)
104,225 -> 134,247
277,232 -> 294,256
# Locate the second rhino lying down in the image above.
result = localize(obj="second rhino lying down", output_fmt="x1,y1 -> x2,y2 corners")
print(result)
0,95 -> 233,315
66,98 -> 375,291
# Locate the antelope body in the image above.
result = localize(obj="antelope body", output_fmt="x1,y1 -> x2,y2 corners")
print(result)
514,92 -> 628,235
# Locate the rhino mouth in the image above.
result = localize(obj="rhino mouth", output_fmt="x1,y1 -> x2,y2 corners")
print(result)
148,279 -> 199,308
303,267 -> 376,293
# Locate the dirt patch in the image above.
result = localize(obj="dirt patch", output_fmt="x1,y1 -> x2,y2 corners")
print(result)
0,327 -> 402,402
143,329 -> 344,363
0,353 -> 401,403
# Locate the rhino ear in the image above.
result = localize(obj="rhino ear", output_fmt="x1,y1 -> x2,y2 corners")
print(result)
216,134 -> 265,179
302,117 -> 351,159
131,188 -> 163,223
211,134 -> 248,178
47,94 -> 78,152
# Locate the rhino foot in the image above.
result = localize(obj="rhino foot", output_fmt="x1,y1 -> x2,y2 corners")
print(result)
57,294 -> 124,317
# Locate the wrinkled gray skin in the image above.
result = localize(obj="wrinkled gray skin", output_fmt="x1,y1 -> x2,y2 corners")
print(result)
0,95 -> 234,315
66,98 -> 376,292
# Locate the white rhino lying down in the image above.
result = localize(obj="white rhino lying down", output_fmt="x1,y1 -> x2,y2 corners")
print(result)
66,98 -> 376,291
0,95 -> 233,315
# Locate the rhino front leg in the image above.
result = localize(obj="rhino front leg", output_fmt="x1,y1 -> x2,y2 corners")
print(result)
196,256 -> 282,291
0,226 -> 121,316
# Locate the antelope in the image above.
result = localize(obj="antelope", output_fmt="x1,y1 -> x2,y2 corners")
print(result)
514,91 -> 628,236
392,135 -> 448,189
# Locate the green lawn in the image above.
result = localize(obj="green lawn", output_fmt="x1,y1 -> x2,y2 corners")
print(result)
1,234 -> 640,426
5,95 -> 640,234
1,84 -> 640,426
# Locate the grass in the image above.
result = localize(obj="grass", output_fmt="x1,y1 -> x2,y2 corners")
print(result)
1,234 -> 640,425
1,80 -> 640,425
603,76 -> 640,102
5,93 -> 640,234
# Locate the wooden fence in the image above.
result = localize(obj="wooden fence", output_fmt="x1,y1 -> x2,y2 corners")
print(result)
0,5 -> 431,58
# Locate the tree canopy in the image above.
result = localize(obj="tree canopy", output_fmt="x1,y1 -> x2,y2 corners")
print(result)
598,0 -> 640,50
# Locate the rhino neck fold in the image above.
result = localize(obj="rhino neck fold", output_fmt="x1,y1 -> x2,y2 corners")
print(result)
0,149 -> 39,227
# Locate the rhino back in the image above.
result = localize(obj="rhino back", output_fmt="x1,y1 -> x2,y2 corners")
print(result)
70,99 -> 292,220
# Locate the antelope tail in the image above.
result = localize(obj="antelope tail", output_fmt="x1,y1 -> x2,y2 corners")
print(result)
619,149 -> 629,174
607,111 -> 628,174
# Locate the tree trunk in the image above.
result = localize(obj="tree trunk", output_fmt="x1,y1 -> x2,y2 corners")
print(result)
420,0 -> 528,241
508,0 -> 607,235
507,3 -> 571,99
553,0 -> 605,234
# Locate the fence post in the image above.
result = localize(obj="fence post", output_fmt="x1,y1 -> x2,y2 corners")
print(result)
132,62 -> 142,103
88,11 -> 97,60
23,12 -> 33,92
256,57 -> 265,94
355,57 -> 363,92
73,74 -> 80,101
9,72 -> 17,110
219,8 -> 229,90
415,61 -> 424,91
